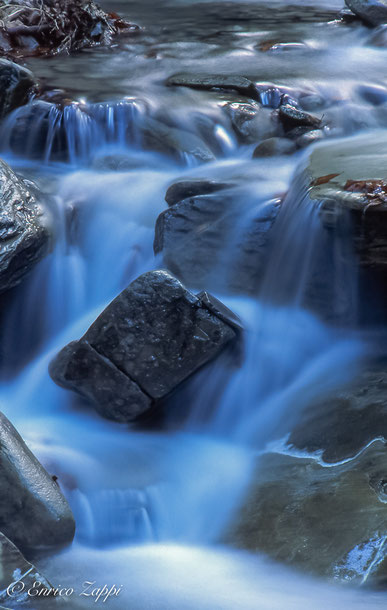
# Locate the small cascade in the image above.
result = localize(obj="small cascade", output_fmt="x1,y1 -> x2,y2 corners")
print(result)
71,488 -> 157,547
185,161 -> 367,446
0,99 -> 146,165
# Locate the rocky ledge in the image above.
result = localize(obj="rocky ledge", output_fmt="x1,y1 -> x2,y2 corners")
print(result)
304,133 -> 387,323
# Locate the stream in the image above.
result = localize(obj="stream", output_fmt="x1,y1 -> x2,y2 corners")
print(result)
1,0 -> 387,607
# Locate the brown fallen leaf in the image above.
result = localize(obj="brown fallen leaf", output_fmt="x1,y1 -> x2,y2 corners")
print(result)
311,173 -> 340,186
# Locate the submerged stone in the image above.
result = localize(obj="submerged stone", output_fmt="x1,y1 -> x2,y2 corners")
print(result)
0,59 -> 35,121
345,0 -> 387,26
0,159 -> 50,293
50,270 -> 238,422
226,442 -> 387,585
0,412 -> 75,553
253,137 -> 297,157
289,362 -> 387,463
141,117 -> 216,164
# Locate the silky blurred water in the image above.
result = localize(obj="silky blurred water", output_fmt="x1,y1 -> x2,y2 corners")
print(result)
0,0 -> 386,608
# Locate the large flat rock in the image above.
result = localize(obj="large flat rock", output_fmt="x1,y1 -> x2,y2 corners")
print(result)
226,442 -> 387,585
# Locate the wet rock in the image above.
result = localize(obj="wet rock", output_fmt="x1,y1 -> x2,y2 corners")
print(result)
226,442 -> 387,584
165,179 -> 234,207
0,412 -> 75,553
289,362 -> 387,463
303,133 -> 387,323
154,188 -> 280,295
50,340 -> 153,423
279,104 -> 322,132
298,93 -> 327,112
295,129 -> 325,148
223,102 -> 280,144
253,137 -> 297,158
345,0 -> 387,26
166,73 -> 259,100
0,59 -> 35,121
255,83 -> 303,109
0,159 -> 50,294
141,117 -> 216,164
2,101 -> 66,160
50,270 -> 238,423
0,0 -> 136,58
0,532 -> 53,607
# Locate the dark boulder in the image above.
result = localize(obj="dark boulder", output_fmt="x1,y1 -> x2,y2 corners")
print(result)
49,270 -> 239,423
0,0 -> 136,58
0,412 -> 75,553
154,188 -> 280,296
0,159 -> 50,293
0,59 -> 35,121
166,73 -> 259,100
345,0 -> 387,26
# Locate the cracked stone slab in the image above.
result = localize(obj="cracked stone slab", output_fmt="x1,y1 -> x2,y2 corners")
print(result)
50,270 -> 238,422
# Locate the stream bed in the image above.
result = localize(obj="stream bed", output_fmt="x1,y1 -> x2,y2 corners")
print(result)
1,0 -> 387,608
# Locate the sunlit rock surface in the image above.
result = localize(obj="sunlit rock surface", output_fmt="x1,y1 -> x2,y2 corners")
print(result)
0,412 -> 75,553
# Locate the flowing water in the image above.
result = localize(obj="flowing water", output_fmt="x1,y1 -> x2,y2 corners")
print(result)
1,0 -> 387,607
